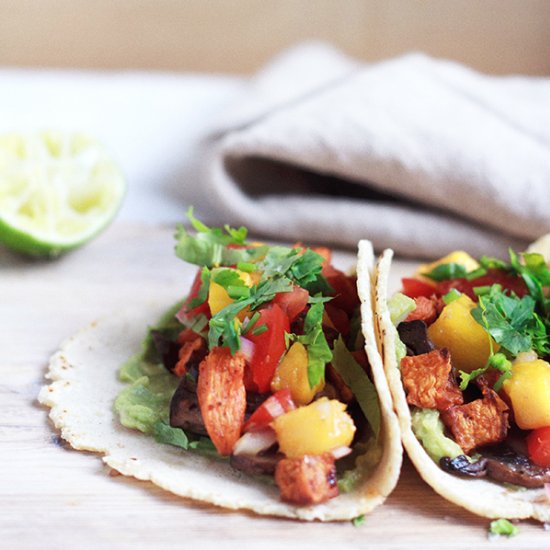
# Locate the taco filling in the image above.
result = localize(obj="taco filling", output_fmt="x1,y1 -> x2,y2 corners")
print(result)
114,211 -> 383,506
390,250 -> 550,489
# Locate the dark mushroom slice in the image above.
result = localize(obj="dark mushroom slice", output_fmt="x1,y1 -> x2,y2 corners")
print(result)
440,455 -> 488,478
482,445 -> 550,489
151,330 -> 180,372
230,450 -> 284,476
169,380 -> 208,436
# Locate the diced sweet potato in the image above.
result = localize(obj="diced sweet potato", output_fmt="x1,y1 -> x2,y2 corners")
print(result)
401,348 -> 463,411
197,347 -> 246,455
405,296 -> 441,326
173,329 -> 206,377
441,388 -> 509,454
275,453 -> 338,505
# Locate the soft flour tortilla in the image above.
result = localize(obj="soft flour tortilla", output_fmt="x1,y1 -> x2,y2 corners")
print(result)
374,248 -> 550,521
38,240 -> 402,521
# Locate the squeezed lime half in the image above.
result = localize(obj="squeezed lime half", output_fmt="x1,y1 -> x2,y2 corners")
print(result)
0,131 -> 126,257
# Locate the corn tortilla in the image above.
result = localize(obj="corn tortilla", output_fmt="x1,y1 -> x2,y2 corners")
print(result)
38,241 -> 402,521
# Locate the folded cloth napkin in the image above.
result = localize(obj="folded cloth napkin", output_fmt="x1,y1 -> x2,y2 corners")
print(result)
189,43 -> 550,259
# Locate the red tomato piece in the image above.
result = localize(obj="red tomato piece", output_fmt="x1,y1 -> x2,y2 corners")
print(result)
527,426 -> 550,467
273,286 -> 309,323
244,389 -> 296,432
178,269 -> 210,320
436,269 -> 528,301
401,278 -> 436,299
247,304 -> 290,393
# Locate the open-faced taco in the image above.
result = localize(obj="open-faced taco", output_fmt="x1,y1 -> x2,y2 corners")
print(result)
39,214 -> 401,521
374,246 -> 550,521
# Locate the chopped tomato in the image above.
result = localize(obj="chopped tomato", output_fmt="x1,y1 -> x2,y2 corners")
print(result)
436,269 -> 528,301
247,304 -> 290,393
323,265 -> 359,315
244,389 -> 296,432
178,269 -> 210,319
527,426 -> 550,467
401,277 -> 435,299
273,286 -> 309,323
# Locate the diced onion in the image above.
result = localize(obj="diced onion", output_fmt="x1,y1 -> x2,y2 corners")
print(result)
264,397 -> 285,419
233,429 -> 277,456
331,446 -> 352,460
240,337 -> 255,363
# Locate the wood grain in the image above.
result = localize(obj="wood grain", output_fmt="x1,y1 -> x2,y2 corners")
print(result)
0,222 -> 546,549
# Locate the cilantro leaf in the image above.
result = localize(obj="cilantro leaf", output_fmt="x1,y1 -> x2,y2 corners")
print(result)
423,263 -> 468,281
174,208 -> 268,268
458,352 -> 512,391
259,246 -> 330,293
352,514 -> 366,527
212,268 -> 251,300
208,276 -> 293,354
187,267 -> 210,309
291,300 -> 332,388
488,519 -> 518,538
471,285 -> 548,356
479,255 -> 510,270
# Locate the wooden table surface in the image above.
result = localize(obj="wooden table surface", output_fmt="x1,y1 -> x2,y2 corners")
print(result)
1,221 -> 547,549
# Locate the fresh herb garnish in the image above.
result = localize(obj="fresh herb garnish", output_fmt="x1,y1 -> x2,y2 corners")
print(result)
287,299 -> 332,388
488,518 -> 518,538
423,263 -> 468,282
208,276 -> 293,354
458,352 -> 512,392
442,289 -> 462,305
212,268 -> 251,300
187,267 -> 211,309
352,514 -> 366,527
471,284 -> 549,356
175,207 -> 268,268
510,249 -> 550,315
259,246 -> 330,293
301,300 -> 333,388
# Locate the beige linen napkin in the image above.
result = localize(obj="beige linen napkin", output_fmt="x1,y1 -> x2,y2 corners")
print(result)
189,43 -> 550,259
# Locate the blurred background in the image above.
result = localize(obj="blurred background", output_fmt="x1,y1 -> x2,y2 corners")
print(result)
1,0 -> 550,76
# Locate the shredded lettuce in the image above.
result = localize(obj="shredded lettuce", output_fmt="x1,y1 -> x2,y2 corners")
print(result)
489,519 -> 519,538
331,336 -> 380,439
388,292 -> 416,325
115,303 -> 216,455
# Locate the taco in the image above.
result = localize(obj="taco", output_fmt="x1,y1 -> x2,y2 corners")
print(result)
374,247 -> 550,521
39,214 -> 401,521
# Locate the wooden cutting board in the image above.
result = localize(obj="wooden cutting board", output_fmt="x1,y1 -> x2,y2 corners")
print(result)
1,222 -> 546,549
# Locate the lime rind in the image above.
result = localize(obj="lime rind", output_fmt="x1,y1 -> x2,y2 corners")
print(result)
0,131 -> 126,257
